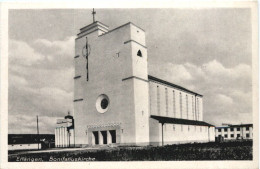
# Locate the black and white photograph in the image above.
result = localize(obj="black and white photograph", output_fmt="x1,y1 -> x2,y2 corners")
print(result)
0,1 -> 258,169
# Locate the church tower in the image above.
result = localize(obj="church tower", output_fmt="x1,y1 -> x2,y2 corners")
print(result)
73,12 -> 150,146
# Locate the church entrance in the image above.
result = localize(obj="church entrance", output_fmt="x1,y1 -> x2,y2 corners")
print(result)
87,124 -> 120,145
91,130 -> 117,145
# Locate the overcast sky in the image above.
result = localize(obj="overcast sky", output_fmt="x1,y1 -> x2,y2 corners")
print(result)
8,8 -> 252,134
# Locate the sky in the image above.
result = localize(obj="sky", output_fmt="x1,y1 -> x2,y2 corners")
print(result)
8,8 -> 252,134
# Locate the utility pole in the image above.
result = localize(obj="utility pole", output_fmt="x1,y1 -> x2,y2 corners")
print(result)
37,115 -> 39,150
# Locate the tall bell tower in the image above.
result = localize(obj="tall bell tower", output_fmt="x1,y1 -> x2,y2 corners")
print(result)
73,9 -> 149,146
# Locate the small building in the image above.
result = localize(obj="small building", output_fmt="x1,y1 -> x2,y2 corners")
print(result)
55,112 -> 75,147
8,134 -> 54,150
215,124 -> 253,140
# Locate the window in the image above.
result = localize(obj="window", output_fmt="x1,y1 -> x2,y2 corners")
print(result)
224,128 -> 227,132
137,50 -> 142,57
218,129 -> 221,132
246,127 -> 249,131
224,134 -> 228,138
192,96 -> 194,120
231,134 -> 234,138
157,86 -> 160,115
237,134 -> 240,138
101,99 -> 109,109
180,93 -> 182,118
165,88 -> 168,116
230,128 -> 234,131
237,128 -> 240,131
246,134 -> 250,138
96,94 -> 109,113
186,95 -> 188,119
197,98 -> 199,120
173,91 -> 176,117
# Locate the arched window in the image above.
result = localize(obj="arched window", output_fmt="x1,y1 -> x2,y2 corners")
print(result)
137,50 -> 142,57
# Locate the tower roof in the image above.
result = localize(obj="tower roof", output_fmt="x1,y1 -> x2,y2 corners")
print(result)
77,21 -> 109,38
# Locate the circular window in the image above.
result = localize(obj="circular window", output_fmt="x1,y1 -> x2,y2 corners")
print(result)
96,94 -> 109,113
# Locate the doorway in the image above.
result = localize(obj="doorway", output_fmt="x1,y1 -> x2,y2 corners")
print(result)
101,131 -> 107,144
92,131 -> 99,145
109,130 -> 116,143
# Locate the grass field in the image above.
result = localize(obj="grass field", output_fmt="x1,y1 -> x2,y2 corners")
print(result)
8,140 -> 252,161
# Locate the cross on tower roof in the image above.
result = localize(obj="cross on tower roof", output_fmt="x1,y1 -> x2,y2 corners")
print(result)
92,8 -> 96,23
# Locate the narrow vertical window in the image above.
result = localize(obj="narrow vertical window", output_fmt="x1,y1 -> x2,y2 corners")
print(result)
180,92 -> 182,118
186,95 -> 188,119
157,86 -> 160,115
165,88 -> 168,116
173,90 -> 176,117
197,98 -> 199,120
192,96 -> 194,120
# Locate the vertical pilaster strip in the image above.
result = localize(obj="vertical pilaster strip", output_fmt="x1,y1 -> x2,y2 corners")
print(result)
61,127 -> 64,147
59,127 -> 61,147
57,127 -> 60,147
65,128 -> 68,147
99,131 -> 103,145
64,127 -> 66,147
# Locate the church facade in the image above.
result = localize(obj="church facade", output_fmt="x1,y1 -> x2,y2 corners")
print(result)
73,20 -> 215,146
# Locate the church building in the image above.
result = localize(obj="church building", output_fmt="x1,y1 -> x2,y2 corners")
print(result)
72,15 -> 215,147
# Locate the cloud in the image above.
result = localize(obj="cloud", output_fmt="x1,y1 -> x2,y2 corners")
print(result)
9,39 -> 45,66
9,114 -> 64,134
149,62 -> 192,86
9,74 -> 28,87
33,36 -> 75,58
216,94 -> 233,105
32,36 -> 75,69
202,59 -> 251,80
8,38 -> 75,134
149,59 -> 252,126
